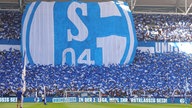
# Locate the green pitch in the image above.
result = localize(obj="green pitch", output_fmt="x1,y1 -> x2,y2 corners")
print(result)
0,103 -> 191,108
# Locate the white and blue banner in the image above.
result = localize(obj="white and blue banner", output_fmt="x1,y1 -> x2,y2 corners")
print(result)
21,1 -> 137,65
138,41 -> 192,54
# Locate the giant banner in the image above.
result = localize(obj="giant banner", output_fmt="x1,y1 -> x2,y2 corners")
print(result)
21,1 -> 137,65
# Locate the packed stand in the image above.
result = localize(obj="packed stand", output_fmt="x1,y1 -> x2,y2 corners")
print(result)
0,49 -> 192,98
0,11 -> 192,42
0,11 -> 22,40
134,14 -> 192,41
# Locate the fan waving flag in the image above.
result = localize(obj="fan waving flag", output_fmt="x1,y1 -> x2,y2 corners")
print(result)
185,78 -> 190,92
21,51 -> 27,108
21,1 -> 137,66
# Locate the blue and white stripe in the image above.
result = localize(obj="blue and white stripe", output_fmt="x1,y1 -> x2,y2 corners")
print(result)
21,1 -> 138,66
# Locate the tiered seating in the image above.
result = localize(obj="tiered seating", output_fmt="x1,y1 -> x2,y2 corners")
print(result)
0,11 -> 192,42
0,11 -> 21,40
134,14 -> 192,41
0,11 -> 192,98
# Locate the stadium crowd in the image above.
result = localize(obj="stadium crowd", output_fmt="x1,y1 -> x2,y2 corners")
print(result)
0,11 -> 192,41
134,14 -> 192,41
0,11 -> 22,40
0,49 -> 192,98
0,11 -> 192,98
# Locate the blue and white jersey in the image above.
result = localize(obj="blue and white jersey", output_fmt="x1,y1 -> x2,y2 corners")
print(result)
17,90 -> 22,99
21,1 -> 137,66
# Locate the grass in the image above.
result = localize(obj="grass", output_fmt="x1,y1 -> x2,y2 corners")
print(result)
1,103 -> 192,108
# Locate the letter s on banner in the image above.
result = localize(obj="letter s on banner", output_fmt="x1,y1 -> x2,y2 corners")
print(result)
21,1 -> 137,66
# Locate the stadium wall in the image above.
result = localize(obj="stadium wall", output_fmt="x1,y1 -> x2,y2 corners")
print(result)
1,40 -> 192,54
0,39 -> 20,51
0,97 -> 190,104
